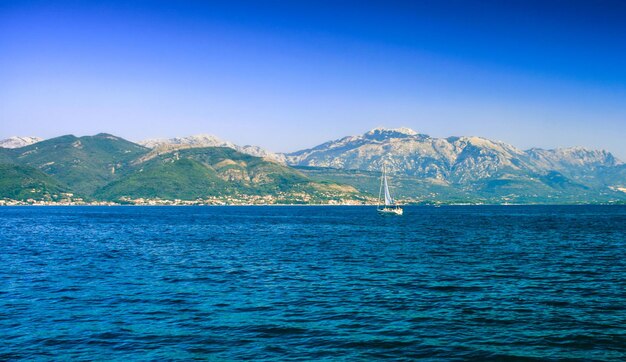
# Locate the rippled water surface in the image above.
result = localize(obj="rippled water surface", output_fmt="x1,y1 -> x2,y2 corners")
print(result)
1,205 -> 626,360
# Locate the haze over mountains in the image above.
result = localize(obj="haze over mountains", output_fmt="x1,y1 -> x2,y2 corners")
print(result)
1,128 -> 624,204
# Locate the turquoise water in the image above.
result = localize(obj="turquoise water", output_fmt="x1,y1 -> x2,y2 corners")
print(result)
1,205 -> 626,360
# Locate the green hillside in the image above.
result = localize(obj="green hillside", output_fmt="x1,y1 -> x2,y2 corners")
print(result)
0,163 -> 70,201
296,166 -> 626,204
295,166 -> 476,204
595,165 -> 626,187
95,147 -> 361,202
95,158 -> 227,200
11,133 -> 148,196
0,148 -> 15,164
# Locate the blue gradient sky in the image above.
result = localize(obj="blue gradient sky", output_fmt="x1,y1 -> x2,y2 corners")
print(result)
1,0 -> 625,157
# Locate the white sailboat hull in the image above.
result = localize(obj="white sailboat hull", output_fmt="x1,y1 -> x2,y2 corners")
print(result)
377,207 -> 403,215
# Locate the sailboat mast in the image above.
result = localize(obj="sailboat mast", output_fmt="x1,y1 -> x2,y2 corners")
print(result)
383,166 -> 393,206
378,164 -> 385,208
376,161 -> 403,215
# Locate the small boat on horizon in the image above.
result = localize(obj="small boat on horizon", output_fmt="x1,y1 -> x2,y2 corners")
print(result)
377,164 -> 403,216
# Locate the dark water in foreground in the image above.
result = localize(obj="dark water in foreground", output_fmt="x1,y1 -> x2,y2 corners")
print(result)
1,206 -> 626,361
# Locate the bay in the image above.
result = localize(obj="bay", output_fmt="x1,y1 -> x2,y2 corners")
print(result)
1,206 -> 625,360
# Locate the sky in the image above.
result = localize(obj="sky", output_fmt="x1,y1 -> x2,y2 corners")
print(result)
1,0 -> 625,158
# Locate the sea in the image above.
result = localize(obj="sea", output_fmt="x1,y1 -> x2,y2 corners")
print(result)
1,205 -> 625,361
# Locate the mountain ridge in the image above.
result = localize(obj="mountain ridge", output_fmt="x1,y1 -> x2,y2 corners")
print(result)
138,134 -> 287,163
1,129 -> 624,204
0,134 -> 361,204
5,130 -> 620,168
284,127 -> 622,181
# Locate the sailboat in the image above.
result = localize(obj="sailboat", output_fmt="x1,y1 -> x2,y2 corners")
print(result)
377,164 -> 403,215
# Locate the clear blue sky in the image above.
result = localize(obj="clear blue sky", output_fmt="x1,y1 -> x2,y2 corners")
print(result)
1,0 -> 625,158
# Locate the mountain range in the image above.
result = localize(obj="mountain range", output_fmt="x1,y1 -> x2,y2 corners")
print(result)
1,128 -> 624,204
285,128 -> 620,180
0,133 -> 360,204
282,128 -> 625,204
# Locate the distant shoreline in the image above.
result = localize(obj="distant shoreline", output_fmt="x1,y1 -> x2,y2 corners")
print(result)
1,203 -> 624,207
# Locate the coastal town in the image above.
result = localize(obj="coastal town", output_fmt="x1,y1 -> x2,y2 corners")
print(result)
0,192 -> 379,206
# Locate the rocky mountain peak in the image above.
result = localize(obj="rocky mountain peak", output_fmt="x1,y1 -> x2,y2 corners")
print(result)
366,127 -> 419,137
0,136 -> 43,149
138,134 -> 286,164
526,146 -> 621,170
139,134 -> 233,149
284,129 -> 621,183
